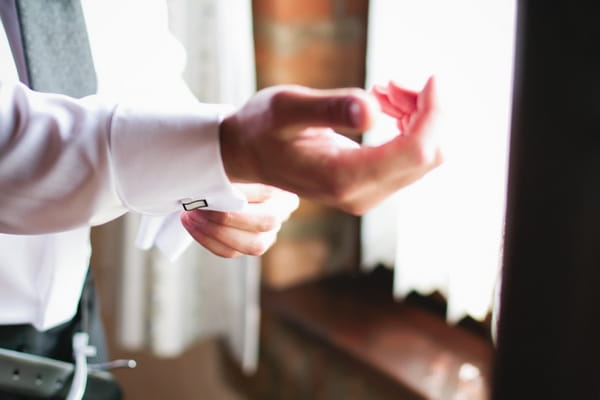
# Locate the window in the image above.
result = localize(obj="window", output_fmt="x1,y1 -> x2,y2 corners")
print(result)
362,0 -> 517,324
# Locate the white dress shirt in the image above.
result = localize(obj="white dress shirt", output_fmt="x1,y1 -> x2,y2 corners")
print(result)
0,0 -> 245,330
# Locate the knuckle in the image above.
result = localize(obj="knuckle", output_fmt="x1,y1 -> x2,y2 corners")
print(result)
321,92 -> 362,128
201,238 -> 239,259
256,184 -> 277,202
219,248 -> 241,259
247,239 -> 268,257
216,211 -> 233,226
326,172 -> 357,205
409,143 -> 440,168
269,85 -> 300,112
322,169 -> 370,216
340,202 -> 367,216
196,210 -> 226,226
258,215 -> 279,232
331,185 -> 352,204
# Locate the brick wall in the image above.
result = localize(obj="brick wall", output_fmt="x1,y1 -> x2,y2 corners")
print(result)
253,0 -> 368,89
253,0 -> 370,288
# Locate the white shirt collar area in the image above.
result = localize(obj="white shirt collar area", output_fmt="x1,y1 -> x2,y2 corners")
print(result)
0,22 -> 19,83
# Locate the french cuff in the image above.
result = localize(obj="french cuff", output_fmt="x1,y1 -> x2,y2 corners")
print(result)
110,101 -> 245,215
135,213 -> 194,263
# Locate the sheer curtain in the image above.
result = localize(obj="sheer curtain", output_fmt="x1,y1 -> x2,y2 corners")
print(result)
362,0 -> 516,323
114,0 -> 259,372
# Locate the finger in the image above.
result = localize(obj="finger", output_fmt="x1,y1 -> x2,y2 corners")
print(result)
397,117 -> 410,134
344,76 -> 440,182
270,86 -> 378,133
370,84 -> 390,102
192,208 -> 280,233
181,210 -> 277,256
371,88 -> 407,119
417,76 -> 436,113
388,81 -> 419,113
181,213 -> 242,258
407,75 -> 438,141
371,83 -> 389,96
234,183 -> 277,203
371,86 -> 412,135
382,76 -> 439,169
372,83 -> 417,116
191,189 -> 298,232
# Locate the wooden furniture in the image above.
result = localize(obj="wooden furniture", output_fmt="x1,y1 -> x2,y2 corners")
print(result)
221,268 -> 493,399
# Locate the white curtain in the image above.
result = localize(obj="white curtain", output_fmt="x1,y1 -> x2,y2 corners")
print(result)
362,0 -> 516,323
115,0 -> 259,372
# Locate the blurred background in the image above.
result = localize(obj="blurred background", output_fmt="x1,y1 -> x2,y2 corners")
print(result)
89,0 -> 511,398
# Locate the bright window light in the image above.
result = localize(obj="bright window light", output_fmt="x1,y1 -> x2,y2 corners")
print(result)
362,0 -> 517,323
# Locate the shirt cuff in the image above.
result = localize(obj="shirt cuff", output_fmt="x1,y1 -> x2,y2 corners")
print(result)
109,101 -> 245,215
135,213 -> 193,263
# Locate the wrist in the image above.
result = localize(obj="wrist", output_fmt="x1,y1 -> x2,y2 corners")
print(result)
219,115 -> 256,183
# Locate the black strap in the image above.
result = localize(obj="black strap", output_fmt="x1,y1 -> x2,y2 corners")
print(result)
0,271 -> 121,399
0,348 -> 122,399
0,271 -> 107,364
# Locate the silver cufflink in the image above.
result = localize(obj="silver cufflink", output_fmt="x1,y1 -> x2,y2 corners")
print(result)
182,199 -> 208,211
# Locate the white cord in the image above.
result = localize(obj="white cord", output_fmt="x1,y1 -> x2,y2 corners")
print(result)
66,332 -> 97,400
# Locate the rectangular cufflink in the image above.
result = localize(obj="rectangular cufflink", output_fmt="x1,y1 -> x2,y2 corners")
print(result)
182,199 -> 208,211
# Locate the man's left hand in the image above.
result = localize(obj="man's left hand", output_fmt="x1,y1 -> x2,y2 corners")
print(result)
180,183 -> 299,258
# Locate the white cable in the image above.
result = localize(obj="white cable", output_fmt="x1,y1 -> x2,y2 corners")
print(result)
66,332 -> 97,400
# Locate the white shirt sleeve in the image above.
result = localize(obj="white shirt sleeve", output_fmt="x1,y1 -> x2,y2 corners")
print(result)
0,81 -> 245,235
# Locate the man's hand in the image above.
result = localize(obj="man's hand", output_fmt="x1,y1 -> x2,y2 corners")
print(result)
180,183 -> 299,258
219,77 -> 442,215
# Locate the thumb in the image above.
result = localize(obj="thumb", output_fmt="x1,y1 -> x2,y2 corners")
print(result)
398,75 -> 442,166
270,86 -> 378,133
408,75 -> 438,141
417,75 -> 436,113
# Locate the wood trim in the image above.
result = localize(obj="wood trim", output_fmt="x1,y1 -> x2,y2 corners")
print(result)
493,1 -> 600,398
222,268 -> 493,399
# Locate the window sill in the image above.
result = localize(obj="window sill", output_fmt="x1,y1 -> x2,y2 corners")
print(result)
220,268 -> 493,400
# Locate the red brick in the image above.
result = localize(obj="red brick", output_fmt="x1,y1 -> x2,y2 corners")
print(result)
256,39 -> 366,88
253,0 -> 368,286
336,0 -> 369,16
253,0 -> 335,23
254,17 -> 367,88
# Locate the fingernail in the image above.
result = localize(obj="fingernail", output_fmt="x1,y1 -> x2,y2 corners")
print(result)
371,84 -> 387,94
349,100 -> 362,128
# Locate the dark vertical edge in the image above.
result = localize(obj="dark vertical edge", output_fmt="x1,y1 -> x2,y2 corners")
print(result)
493,1 -> 600,398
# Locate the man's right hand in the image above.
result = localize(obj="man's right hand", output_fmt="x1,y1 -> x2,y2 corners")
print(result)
219,77 -> 441,215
